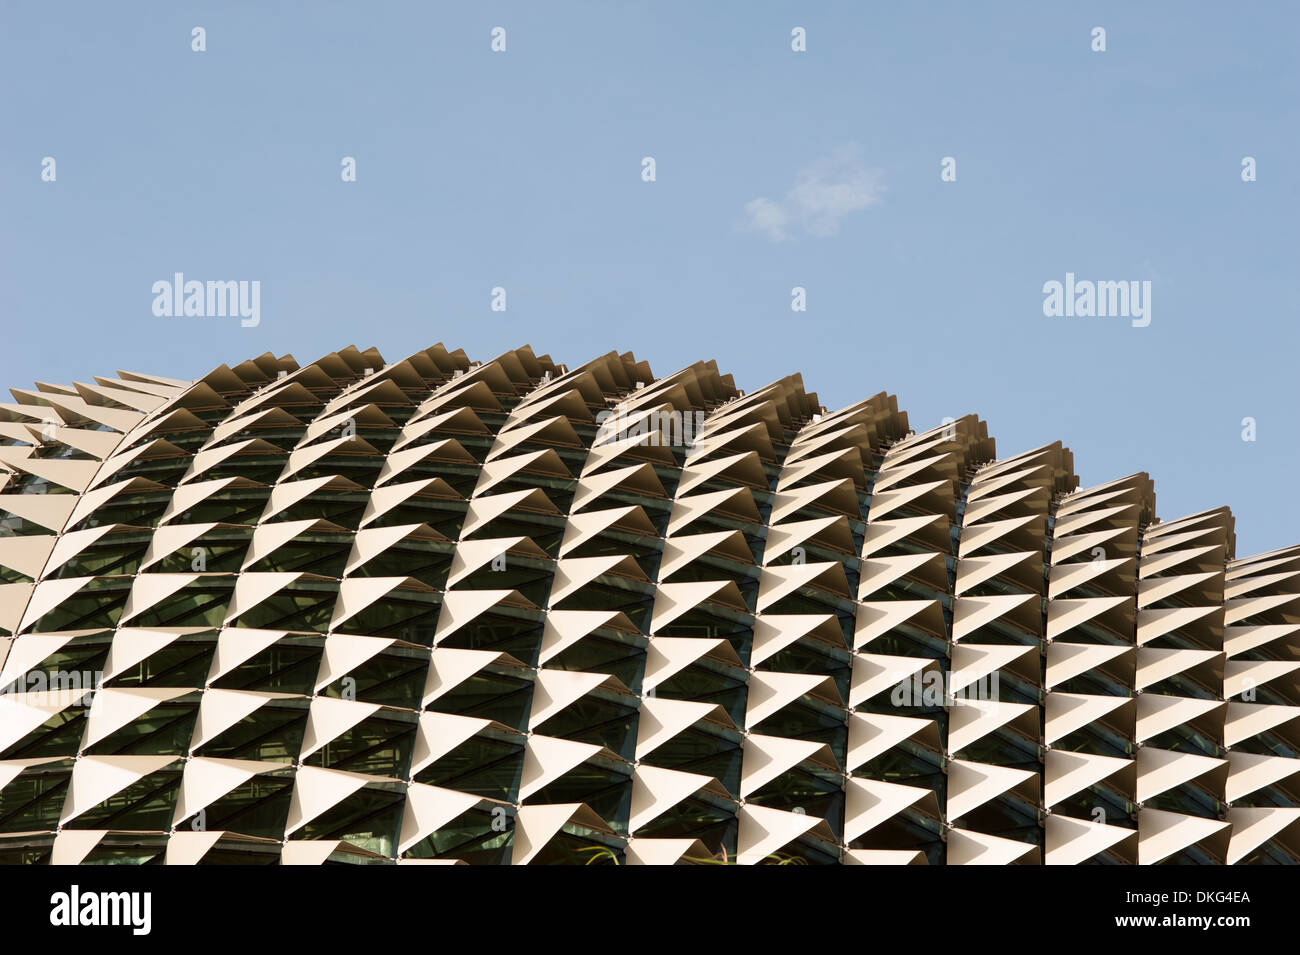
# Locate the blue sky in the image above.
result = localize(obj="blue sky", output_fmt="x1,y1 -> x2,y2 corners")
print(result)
2,1 -> 1297,555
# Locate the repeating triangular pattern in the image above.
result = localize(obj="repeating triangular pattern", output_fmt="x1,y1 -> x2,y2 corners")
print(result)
0,344 -> 1295,864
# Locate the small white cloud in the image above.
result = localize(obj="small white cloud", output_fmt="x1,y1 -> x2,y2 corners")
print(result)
740,146 -> 884,241
742,197 -> 791,242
